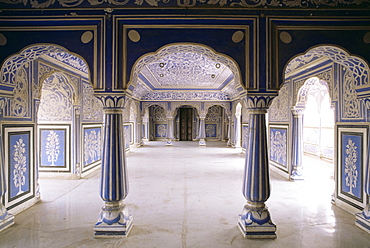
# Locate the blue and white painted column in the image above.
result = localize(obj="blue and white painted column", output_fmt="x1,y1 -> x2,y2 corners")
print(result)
227,116 -> 232,146
94,94 -> 133,238
354,85 -> 370,233
291,107 -> 305,180
166,115 -> 174,146
238,95 -> 276,239
0,97 -> 14,232
198,115 -> 207,146
233,112 -> 242,148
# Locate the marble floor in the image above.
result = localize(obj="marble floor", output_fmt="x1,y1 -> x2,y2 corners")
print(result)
0,141 -> 369,248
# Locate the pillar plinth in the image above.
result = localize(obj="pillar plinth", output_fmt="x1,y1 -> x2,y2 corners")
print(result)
94,201 -> 133,238
239,96 -> 276,239
238,201 -> 276,238
93,94 -> 132,238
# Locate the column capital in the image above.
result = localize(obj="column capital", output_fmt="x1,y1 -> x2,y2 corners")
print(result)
245,95 -> 275,111
291,106 -> 305,117
94,93 -> 126,109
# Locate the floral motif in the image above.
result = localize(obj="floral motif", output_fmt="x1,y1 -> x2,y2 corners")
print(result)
205,105 -> 221,122
205,124 -> 216,137
9,67 -> 29,117
142,91 -> 229,101
45,131 -> 60,166
82,82 -> 103,122
13,138 -> 27,195
270,129 -> 287,166
0,0 -> 367,8
269,83 -> 289,122
344,138 -> 358,195
84,129 -> 101,166
38,73 -> 74,121
156,124 -> 167,137
152,105 -> 166,122
343,68 -> 361,119
47,52 -> 88,74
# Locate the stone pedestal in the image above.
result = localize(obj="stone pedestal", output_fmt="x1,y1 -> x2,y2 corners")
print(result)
355,207 -> 370,234
94,201 -> 133,238
0,204 -> 14,232
238,202 -> 276,238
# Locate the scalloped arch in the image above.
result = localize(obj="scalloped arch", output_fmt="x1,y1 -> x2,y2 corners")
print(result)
128,43 -> 244,100
285,45 -> 369,87
0,44 -> 91,87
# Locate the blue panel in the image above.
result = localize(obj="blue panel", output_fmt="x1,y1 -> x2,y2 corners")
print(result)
270,128 -> 287,167
40,130 -> 65,167
205,124 -> 217,138
155,124 -> 167,138
83,127 -> 101,167
9,133 -> 30,199
341,134 -> 363,200
124,125 -> 131,148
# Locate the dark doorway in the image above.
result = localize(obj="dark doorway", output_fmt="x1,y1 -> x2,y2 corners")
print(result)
180,108 -> 193,141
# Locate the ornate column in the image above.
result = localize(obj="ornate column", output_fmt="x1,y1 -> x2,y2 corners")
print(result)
354,85 -> 370,233
227,116 -> 232,146
238,95 -> 276,239
291,107 -> 305,180
142,109 -> 149,142
0,97 -> 14,232
93,94 -> 133,238
234,112 -> 242,148
198,115 -> 206,146
166,115 -> 174,146
137,115 -> 144,147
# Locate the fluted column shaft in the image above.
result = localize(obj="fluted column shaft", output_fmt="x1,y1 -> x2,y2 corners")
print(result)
100,109 -> 128,201
94,95 -> 133,238
238,95 -> 276,239
291,107 -> 304,180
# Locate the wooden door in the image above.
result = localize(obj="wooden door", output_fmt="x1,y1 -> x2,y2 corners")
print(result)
180,108 -> 193,141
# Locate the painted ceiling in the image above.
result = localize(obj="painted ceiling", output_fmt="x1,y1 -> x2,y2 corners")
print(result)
139,52 -> 233,90
132,49 -> 243,101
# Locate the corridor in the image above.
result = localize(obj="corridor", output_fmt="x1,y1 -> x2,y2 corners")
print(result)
0,141 -> 369,247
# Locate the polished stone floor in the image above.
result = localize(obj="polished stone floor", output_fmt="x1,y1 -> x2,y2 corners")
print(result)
0,141 -> 369,248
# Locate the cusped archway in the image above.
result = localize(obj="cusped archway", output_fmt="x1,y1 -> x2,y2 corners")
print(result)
127,43 -> 245,102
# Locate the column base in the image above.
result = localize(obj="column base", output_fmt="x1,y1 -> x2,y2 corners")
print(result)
291,167 -> 304,180
0,204 -> 14,232
355,205 -> 370,234
238,203 -> 276,239
165,139 -> 173,146
199,139 -> 206,146
94,201 -> 133,238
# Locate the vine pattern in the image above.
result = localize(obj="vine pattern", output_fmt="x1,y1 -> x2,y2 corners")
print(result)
0,0 -> 366,8
38,73 -> 74,121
